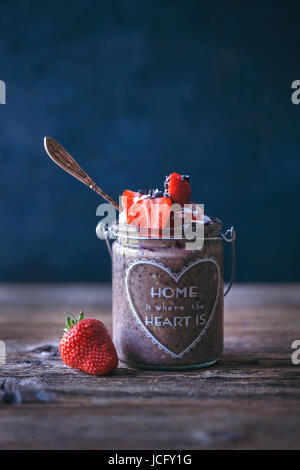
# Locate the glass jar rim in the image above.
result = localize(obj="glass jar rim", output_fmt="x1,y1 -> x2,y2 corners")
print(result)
110,217 -> 223,241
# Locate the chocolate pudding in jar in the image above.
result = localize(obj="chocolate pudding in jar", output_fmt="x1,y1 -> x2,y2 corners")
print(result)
112,218 -> 226,370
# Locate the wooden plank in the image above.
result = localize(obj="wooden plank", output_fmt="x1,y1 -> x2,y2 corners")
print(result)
0,284 -> 300,450
1,283 -> 300,308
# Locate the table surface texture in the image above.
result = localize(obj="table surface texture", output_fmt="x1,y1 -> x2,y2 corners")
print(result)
0,283 -> 299,450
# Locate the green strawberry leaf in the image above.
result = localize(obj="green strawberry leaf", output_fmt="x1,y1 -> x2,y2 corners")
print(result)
60,311 -> 85,337
78,311 -> 85,322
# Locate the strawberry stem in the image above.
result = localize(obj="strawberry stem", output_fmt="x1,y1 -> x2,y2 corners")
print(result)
62,311 -> 85,334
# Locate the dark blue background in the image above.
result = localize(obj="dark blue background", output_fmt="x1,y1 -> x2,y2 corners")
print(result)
0,0 -> 299,282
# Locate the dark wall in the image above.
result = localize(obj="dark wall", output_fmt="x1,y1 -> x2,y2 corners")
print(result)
0,0 -> 299,282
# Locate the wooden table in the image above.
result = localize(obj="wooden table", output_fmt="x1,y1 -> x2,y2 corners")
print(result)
0,284 -> 299,450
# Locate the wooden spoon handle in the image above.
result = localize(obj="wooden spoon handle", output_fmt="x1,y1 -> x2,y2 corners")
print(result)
44,137 -> 120,211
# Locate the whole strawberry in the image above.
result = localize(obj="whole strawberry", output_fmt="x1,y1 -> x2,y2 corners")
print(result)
165,173 -> 192,206
59,312 -> 118,375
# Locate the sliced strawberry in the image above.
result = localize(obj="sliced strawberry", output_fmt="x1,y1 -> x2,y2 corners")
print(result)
128,197 -> 172,230
147,197 -> 172,230
165,173 -> 192,205
121,190 -> 140,224
128,198 -> 147,227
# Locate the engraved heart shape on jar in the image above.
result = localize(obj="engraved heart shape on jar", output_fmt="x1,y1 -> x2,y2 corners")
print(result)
125,258 -> 220,358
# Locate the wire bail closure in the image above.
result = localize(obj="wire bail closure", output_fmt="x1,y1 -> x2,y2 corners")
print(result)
221,227 -> 236,297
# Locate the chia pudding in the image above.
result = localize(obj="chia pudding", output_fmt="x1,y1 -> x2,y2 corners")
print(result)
112,219 -> 224,370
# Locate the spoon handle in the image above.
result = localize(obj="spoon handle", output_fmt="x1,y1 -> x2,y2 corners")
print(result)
44,137 -> 120,211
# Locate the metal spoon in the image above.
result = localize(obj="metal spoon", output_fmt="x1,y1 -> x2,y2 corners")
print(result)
44,137 -> 120,211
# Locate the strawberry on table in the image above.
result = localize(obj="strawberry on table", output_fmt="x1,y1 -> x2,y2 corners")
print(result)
165,173 -> 192,205
59,312 -> 118,376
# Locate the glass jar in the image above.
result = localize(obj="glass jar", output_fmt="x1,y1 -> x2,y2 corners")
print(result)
105,220 -> 236,370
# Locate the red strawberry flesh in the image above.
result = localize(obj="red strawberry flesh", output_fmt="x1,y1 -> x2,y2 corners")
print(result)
121,190 -> 172,230
165,173 -> 192,205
